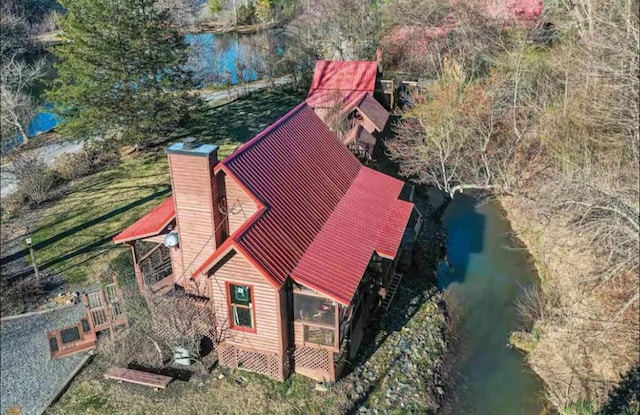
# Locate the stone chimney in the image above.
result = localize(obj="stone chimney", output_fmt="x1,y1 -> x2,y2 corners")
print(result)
166,137 -> 226,278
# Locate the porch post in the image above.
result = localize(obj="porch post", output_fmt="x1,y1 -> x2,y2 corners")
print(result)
129,241 -> 145,291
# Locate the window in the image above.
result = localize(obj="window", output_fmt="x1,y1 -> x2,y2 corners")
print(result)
49,337 -> 59,352
304,326 -> 335,346
228,283 -> 254,330
293,293 -> 336,326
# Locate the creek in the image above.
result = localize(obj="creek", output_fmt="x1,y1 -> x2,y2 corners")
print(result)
437,192 -> 549,415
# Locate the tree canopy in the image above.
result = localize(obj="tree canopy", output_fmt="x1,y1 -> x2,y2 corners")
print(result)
48,0 -> 198,146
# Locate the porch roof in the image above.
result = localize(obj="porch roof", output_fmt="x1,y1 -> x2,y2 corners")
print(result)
357,93 -> 390,132
113,196 -> 175,243
343,125 -> 376,146
290,167 -> 414,305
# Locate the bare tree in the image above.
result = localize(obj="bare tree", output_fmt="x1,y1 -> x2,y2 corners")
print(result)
290,0 -> 381,60
388,58 -> 510,200
155,0 -> 201,28
0,57 -> 47,148
5,152 -> 55,205
117,281 -> 219,372
0,5 -> 35,59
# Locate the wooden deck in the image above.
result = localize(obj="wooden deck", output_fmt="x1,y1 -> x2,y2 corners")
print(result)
104,367 -> 172,391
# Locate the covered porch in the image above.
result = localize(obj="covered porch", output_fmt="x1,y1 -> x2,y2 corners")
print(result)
288,169 -> 421,382
291,246 -> 416,381
112,196 -> 177,292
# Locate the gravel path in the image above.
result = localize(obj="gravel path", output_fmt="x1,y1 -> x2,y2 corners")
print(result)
0,305 -> 89,415
199,75 -> 293,103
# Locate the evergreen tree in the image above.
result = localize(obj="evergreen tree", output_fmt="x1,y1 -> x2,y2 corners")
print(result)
48,0 -> 198,146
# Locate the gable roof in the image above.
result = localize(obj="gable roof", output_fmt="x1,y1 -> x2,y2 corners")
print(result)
222,103 -> 362,287
357,93 -> 390,132
309,60 -> 378,93
194,103 -> 361,285
113,196 -> 175,243
306,61 -> 378,111
195,102 -> 413,305
291,168 -> 413,304
344,125 -> 376,146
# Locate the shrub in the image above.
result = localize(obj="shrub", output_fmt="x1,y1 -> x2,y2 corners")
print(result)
52,142 -> 121,182
1,191 -> 27,218
237,4 -> 256,25
9,153 -> 55,205
209,0 -> 223,13
85,141 -> 121,169
107,250 -> 135,286
0,276 -> 44,317
97,329 -> 164,368
52,151 -> 93,181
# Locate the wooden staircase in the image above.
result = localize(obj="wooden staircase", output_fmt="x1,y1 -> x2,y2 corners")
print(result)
380,272 -> 403,311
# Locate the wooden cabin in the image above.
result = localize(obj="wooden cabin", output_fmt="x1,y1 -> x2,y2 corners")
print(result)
113,102 -> 421,382
305,58 -> 390,159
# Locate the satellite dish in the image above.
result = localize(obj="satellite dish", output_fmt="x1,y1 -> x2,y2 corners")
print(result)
163,232 -> 179,248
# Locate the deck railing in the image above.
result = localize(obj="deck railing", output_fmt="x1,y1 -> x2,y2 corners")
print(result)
138,245 -> 172,287
84,283 -> 128,333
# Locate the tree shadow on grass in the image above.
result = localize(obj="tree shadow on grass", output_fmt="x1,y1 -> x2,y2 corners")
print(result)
1,186 -> 171,277
176,89 -> 306,145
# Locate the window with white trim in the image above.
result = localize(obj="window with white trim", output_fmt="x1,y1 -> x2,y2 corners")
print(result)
229,284 -> 254,329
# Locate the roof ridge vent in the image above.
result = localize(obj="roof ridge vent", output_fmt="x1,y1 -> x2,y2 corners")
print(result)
183,136 -> 200,150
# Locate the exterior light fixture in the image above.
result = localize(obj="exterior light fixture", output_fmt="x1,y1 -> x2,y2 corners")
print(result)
163,232 -> 179,248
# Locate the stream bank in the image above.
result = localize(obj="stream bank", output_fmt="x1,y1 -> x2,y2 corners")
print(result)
499,195 -> 639,413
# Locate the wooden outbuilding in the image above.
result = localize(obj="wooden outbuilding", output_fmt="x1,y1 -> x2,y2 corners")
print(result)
305,59 -> 390,158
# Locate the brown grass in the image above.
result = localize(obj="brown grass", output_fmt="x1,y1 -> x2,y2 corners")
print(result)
500,195 -> 640,411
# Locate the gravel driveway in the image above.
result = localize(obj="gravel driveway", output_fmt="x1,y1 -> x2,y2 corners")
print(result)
0,305 -> 90,415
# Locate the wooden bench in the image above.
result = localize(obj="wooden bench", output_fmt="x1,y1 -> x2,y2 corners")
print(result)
104,367 -> 172,391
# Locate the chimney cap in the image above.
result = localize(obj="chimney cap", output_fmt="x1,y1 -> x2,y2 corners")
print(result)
166,140 -> 219,157
183,136 -> 199,149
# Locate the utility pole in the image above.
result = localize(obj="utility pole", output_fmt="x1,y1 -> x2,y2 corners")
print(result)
25,237 -> 40,282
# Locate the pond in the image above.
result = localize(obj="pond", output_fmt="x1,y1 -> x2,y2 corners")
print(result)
437,192 -> 549,415
21,31 -> 278,145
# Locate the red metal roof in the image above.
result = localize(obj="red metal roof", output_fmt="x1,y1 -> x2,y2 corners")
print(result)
218,103 -> 362,287
194,102 -> 414,304
309,60 -> 378,94
113,196 -> 175,243
306,61 -> 378,111
357,93 -> 390,132
306,89 -> 368,111
290,168 -> 413,305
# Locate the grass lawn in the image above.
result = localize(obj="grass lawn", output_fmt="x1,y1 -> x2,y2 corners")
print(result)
47,361 -> 350,415
19,89 -> 305,287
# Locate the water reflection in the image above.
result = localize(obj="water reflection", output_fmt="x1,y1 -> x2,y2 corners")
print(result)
438,192 -> 547,415
186,32 -> 259,87
19,32 -> 280,146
